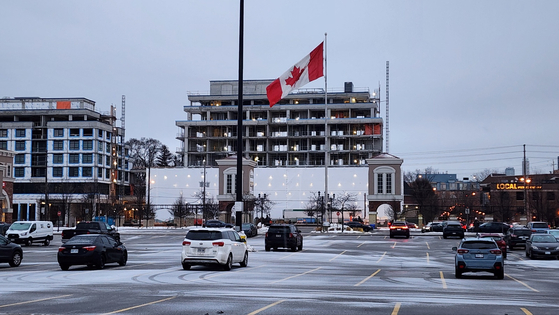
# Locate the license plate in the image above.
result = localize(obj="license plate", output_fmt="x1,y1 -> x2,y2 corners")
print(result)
71,249 -> 78,254
475,254 -> 484,258
397,228 -> 402,231
276,235 -> 281,237
452,232 -> 457,234
545,251 -> 551,255
197,248 -> 205,254
521,236 -> 527,240
10,239 -> 15,242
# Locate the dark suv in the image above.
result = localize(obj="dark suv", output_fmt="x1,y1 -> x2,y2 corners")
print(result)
265,224 -> 303,251
442,221 -> 464,239
504,227 -> 531,249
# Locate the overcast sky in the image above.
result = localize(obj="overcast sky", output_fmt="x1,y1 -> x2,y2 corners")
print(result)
2,1 -> 558,180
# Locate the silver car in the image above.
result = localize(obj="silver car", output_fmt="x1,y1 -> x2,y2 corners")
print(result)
453,237 -> 504,279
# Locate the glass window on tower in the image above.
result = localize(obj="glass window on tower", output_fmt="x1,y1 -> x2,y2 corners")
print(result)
53,167 -> 63,177
83,140 -> 93,150
0,141 -> 6,150
53,154 -> 64,164
69,167 -> 79,177
0,129 -> 8,137
15,141 -> 26,151
15,129 -> 26,137
14,167 -> 25,177
14,154 -> 25,164
69,140 -> 80,150
53,140 -> 64,150
53,128 -> 64,137
82,167 -> 92,177
82,153 -> 93,164
69,154 -> 80,164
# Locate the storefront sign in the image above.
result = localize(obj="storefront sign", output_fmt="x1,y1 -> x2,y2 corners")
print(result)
495,183 -> 542,190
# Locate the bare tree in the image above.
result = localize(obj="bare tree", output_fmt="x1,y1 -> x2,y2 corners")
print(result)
169,195 -> 189,227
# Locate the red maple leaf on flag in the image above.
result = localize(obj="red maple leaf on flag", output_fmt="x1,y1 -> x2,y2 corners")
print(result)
285,66 -> 304,87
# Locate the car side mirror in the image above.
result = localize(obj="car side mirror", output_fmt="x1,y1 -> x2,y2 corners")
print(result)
240,238 -> 246,243
452,247 -> 457,251
297,230 -> 302,233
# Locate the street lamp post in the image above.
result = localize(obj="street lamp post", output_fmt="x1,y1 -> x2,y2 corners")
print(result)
258,193 -> 266,225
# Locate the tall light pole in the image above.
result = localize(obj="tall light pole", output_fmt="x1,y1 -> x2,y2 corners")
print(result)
202,158 -> 206,225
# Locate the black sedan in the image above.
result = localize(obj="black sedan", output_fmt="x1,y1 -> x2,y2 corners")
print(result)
345,221 -> 372,232
242,223 -> 258,237
0,235 -> 23,267
57,234 -> 127,270
203,220 -> 234,228
470,222 -> 510,233
525,234 -> 559,259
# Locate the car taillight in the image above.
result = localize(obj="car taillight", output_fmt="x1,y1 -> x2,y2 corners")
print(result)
265,233 -> 269,237
457,249 -> 469,254
182,241 -> 191,246
401,226 -> 409,229
58,247 -> 66,252
511,234 -> 516,237
289,233 -> 294,238
531,230 -> 537,233
212,242 -> 225,247
83,246 -> 96,252
490,249 -> 502,255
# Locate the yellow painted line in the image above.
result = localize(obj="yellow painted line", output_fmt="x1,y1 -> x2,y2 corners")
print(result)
0,295 -> 72,308
506,274 -> 539,292
439,271 -> 447,289
279,251 -> 300,260
270,267 -> 322,284
329,250 -> 347,262
377,251 -> 387,262
391,302 -> 401,315
438,236 -> 442,240
357,242 -> 366,247
426,242 -> 430,249
391,242 -> 397,248
247,299 -> 286,315
100,296 -> 176,315
520,307 -> 533,315
426,252 -> 430,264
354,269 -> 381,286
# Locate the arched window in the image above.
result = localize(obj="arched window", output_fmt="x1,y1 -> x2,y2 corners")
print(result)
374,166 -> 396,195
224,167 -> 236,195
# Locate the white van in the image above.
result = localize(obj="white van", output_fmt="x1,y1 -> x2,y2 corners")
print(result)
6,221 -> 54,246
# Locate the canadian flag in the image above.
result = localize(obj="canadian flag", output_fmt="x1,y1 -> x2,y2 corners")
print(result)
266,42 -> 324,107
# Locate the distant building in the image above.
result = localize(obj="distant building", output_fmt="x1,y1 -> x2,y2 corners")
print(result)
176,80 -> 383,168
0,149 -> 14,222
0,97 -> 130,225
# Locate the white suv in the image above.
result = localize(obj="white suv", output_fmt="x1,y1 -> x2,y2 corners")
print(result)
181,227 -> 248,271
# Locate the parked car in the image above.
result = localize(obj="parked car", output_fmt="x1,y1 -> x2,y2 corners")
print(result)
57,234 -> 128,270
526,221 -> 550,234
421,222 -> 433,233
265,224 -> 303,251
0,223 -> 11,236
504,226 -> 531,249
442,221 -> 464,239
181,227 -> 248,270
452,237 -> 504,279
474,222 -> 510,234
406,222 -> 418,229
345,221 -> 372,232
477,233 -> 507,259
430,222 -> 444,232
546,230 -> 559,240
525,234 -> 559,259
389,221 -> 410,238
241,223 -> 258,237
6,221 -> 53,246
0,235 -> 23,267
203,220 -> 234,228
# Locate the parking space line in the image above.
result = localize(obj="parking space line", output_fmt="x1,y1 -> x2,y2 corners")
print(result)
270,267 -> 322,284
100,296 -> 176,314
357,242 -> 366,247
426,242 -> 430,249
279,252 -> 300,260
506,274 -> 539,292
0,294 -> 72,308
439,271 -> 447,289
391,302 -> 401,315
354,269 -> 381,286
247,299 -> 286,315
377,251 -> 387,262
426,252 -> 430,264
329,250 -> 347,261
391,242 -> 397,248
520,307 -> 533,315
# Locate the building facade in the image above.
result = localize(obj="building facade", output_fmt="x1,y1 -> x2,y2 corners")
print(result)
0,149 -> 15,223
0,97 -> 130,225
176,80 -> 383,168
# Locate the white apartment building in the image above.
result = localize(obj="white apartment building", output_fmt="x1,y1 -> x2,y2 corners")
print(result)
176,80 -> 383,168
0,97 -> 129,224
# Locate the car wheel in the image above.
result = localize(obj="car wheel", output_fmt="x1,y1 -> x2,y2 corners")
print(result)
265,246 -> 271,252
291,244 -> 297,252
60,264 -> 70,271
97,254 -> 106,269
503,252 -> 507,259
455,267 -> 462,278
240,251 -> 248,267
223,254 -> 233,271
43,239 -> 50,246
118,252 -> 128,266
25,239 -> 31,246
298,242 -> 303,251
508,244 -> 514,250
495,269 -> 504,279
405,234 -> 410,239
182,263 -> 191,270
389,233 -> 394,238
529,250 -> 535,260
443,235 -> 447,239
9,251 -> 22,267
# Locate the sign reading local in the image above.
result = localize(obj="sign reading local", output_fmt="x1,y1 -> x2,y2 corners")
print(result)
495,183 -> 541,190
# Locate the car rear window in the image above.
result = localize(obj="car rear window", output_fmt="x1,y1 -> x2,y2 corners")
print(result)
461,241 -> 497,249
186,230 -> 223,240
513,229 -> 531,236
66,235 -> 97,245
392,222 -> 406,226
531,223 -> 548,228
268,226 -> 291,233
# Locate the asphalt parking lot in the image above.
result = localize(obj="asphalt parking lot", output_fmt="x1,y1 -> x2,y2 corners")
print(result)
1,227 -> 558,315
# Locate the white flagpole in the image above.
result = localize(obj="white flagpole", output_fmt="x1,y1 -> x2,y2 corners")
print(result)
324,32 -> 330,223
